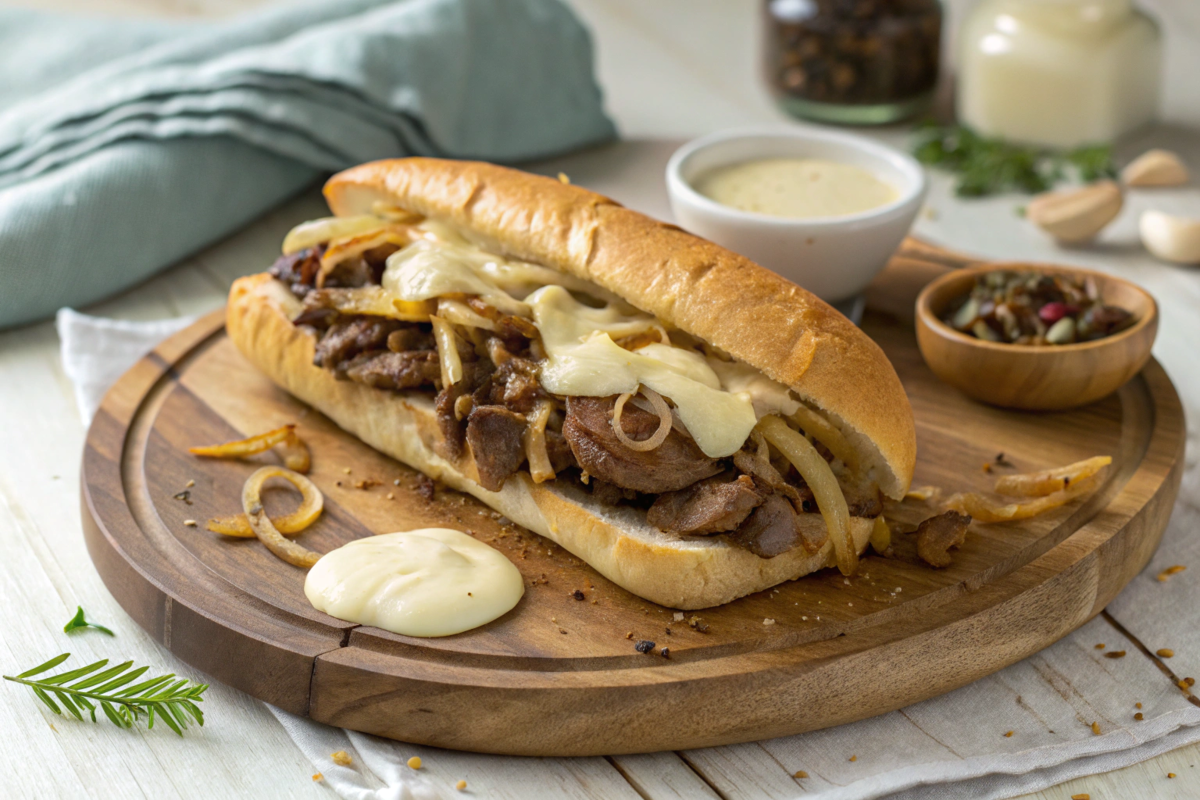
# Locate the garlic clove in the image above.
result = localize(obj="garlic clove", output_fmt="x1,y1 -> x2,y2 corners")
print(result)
1122,149 -> 1189,188
1140,210 -> 1200,265
1026,181 -> 1123,244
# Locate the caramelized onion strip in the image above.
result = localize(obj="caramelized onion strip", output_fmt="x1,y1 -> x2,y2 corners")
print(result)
523,400 -> 556,483
190,425 -> 311,474
758,415 -> 857,576
788,405 -> 858,469
994,456 -> 1112,498
241,466 -> 324,568
869,515 -> 891,555
430,315 -> 464,387
945,473 -> 1101,523
302,286 -> 432,322
438,298 -> 498,331
612,386 -> 672,452
190,425 -> 292,459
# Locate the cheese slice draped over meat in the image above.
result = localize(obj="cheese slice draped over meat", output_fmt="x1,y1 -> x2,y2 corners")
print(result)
315,218 -> 805,458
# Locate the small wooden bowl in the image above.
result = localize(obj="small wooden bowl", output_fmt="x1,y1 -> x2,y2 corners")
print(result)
915,264 -> 1158,410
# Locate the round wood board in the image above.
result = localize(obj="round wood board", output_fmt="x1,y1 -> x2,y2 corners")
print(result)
81,250 -> 1184,757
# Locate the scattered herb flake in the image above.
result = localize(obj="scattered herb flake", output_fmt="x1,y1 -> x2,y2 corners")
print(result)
63,606 -> 114,637
912,123 -> 1116,198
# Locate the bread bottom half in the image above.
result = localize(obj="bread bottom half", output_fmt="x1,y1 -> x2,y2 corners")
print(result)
226,273 -> 872,609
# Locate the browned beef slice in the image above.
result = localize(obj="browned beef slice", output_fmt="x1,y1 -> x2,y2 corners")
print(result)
545,430 -> 577,473
727,494 -> 801,558
590,479 -> 639,507
497,358 -> 543,413
466,406 -> 527,491
387,327 -> 436,353
323,257 -> 375,288
732,447 -> 813,510
435,360 -> 496,462
269,246 -> 324,298
344,351 -> 441,390
563,396 -> 721,494
647,474 -> 765,534
314,317 -> 403,372
845,485 -> 884,518
436,386 -> 467,461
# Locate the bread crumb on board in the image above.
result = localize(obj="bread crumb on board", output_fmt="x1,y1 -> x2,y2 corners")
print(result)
312,773 -> 322,782
456,779 -> 468,790
331,751 -> 352,766
793,770 -> 808,779
407,756 -> 422,770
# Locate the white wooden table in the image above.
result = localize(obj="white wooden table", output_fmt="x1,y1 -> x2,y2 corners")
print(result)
2,1 -> 1198,798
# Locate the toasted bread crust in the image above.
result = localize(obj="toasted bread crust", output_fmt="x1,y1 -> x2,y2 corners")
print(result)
323,158 -> 915,499
227,274 -> 871,609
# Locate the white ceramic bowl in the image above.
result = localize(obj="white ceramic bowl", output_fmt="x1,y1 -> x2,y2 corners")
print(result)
666,128 -> 927,302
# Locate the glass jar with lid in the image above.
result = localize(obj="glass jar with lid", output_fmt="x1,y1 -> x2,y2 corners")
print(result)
763,0 -> 943,125
958,0 -> 1161,148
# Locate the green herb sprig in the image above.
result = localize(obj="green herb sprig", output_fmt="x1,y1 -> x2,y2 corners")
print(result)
4,654 -> 207,735
63,606 -> 114,636
912,124 -> 1117,197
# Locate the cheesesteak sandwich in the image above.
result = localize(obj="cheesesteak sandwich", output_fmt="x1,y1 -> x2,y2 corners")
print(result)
227,158 -> 916,609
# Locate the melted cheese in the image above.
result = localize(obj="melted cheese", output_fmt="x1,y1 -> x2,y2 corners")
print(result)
529,285 -> 756,457
304,529 -> 524,637
289,215 -> 810,459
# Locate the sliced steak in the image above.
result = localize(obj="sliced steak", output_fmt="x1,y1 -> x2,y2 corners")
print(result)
435,360 -> 496,462
563,396 -> 721,494
845,485 -> 884,518
727,494 -> 802,558
733,446 -> 812,509
314,317 -> 403,373
471,352 -> 543,414
344,351 -> 441,390
590,479 -> 640,507
466,405 -> 528,492
545,429 -> 577,473
270,246 -> 324,298
323,257 -> 375,288
647,474 -> 765,534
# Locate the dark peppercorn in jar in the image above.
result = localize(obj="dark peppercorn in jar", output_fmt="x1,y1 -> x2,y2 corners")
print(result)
764,0 -> 942,125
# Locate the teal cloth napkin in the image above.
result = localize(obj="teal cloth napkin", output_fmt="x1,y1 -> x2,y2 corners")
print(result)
0,0 -> 616,329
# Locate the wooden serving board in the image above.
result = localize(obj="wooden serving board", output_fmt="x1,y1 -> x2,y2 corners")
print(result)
80,243 -> 1184,757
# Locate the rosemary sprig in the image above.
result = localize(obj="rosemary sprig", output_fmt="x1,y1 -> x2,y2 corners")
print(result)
912,123 -> 1116,197
63,606 -> 114,636
3,653 -> 207,735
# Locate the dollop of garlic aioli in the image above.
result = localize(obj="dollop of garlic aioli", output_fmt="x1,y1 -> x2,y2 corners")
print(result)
694,158 -> 898,219
305,529 -> 524,637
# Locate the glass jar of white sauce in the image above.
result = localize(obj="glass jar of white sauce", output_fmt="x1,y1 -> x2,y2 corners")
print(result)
957,0 -> 1161,148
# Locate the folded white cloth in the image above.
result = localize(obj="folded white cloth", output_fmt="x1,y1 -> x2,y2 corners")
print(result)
59,308 -> 1200,800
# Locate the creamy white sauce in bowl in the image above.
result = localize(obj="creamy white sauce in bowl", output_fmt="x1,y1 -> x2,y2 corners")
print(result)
305,528 -> 524,637
693,158 -> 898,220
665,128 -> 927,302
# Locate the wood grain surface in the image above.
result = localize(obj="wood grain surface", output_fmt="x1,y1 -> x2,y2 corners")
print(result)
79,247 -> 1184,757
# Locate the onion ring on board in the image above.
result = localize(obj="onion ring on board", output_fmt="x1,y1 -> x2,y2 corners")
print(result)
241,466 -> 324,568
